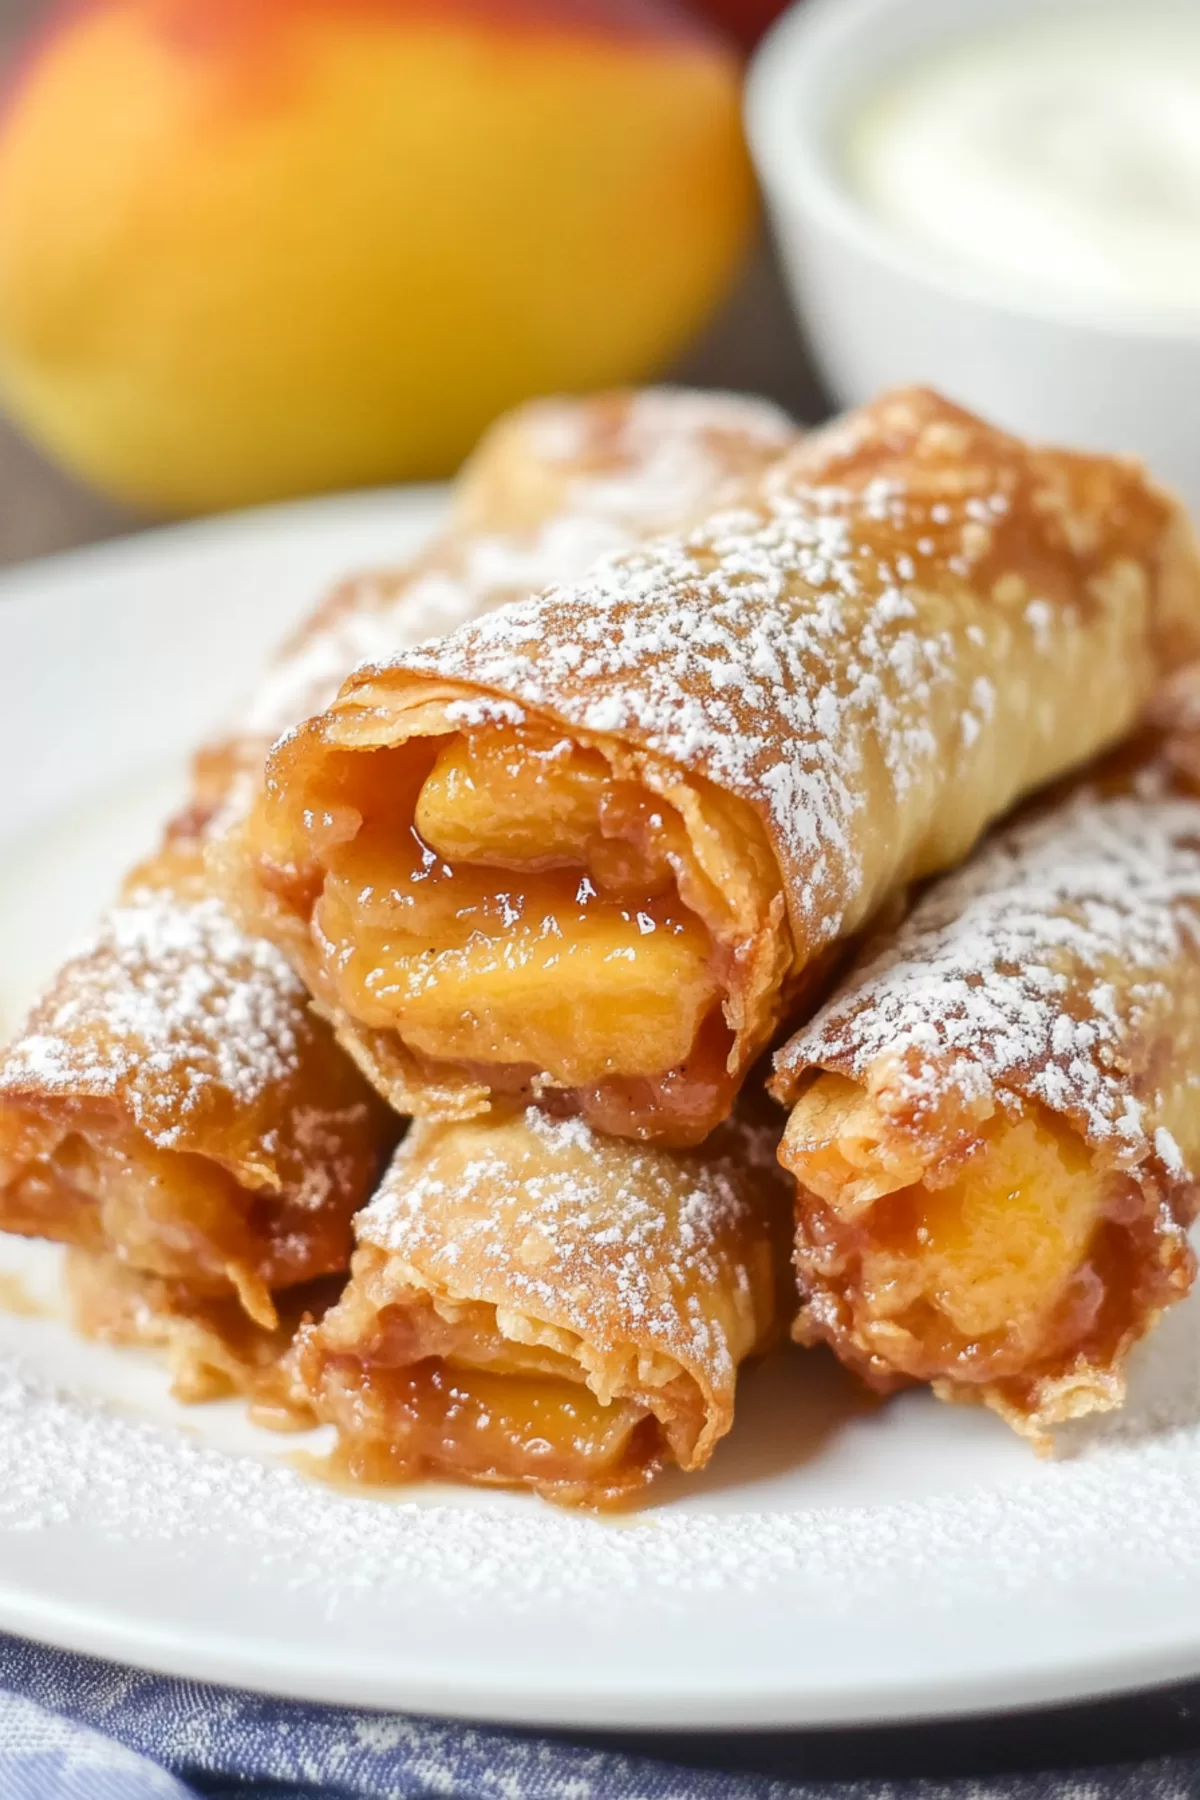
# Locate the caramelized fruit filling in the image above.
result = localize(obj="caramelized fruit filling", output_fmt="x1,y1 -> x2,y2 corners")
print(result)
0,1113 -> 273,1317
324,1356 -> 656,1498
305,1284 -> 678,1501
789,1085 -> 1114,1381
316,724 -> 725,1093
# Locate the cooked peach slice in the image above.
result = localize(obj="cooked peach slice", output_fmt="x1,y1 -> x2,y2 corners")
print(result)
317,881 -> 719,1085
302,722 -> 734,1111
785,1080 -> 1116,1386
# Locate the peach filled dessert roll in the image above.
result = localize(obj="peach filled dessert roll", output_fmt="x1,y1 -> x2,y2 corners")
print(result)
0,388 -> 793,1322
203,386 -> 799,828
0,836 -> 396,1326
771,772 -> 1200,1440
234,388 -> 1200,1145
293,1106 -> 791,1507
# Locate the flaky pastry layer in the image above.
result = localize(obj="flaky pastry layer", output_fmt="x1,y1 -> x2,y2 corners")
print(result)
232,387 -> 1200,1144
65,1248 -> 331,1424
772,722 -> 1200,1440
294,1106 -> 791,1505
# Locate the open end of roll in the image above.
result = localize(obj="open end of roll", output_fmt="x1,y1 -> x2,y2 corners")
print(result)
295,1280 -> 703,1507
260,712 -> 784,1144
781,1076 -> 1170,1422
0,1107 -> 353,1327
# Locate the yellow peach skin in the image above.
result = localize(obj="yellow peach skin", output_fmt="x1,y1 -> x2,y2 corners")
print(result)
0,0 -> 754,512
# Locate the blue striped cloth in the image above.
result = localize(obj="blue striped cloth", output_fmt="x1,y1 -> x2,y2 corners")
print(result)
0,1633 -> 1194,1800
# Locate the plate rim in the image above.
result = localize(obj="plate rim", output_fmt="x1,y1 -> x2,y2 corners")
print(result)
3,491 -> 1200,1732
4,1569 -> 1200,1730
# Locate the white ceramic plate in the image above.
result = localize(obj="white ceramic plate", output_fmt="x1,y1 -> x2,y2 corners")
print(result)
3,493 -> 1200,1731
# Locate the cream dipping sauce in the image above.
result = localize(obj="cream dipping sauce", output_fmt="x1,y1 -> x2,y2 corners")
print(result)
844,8 -> 1200,320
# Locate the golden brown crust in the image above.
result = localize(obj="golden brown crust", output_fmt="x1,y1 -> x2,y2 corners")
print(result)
231,387 -> 1200,1139
0,839 -> 397,1321
772,703 -> 1200,1436
65,1248 -> 333,1422
293,1106 -> 792,1505
450,387 -> 796,537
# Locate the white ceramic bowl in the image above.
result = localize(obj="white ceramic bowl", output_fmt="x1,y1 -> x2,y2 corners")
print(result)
745,0 -> 1200,510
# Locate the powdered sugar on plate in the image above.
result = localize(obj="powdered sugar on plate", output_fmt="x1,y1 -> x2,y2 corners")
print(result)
4,1301 -> 1200,1623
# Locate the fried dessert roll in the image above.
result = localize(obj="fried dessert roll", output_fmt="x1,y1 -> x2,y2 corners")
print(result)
205,386 -> 798,828
770,695 -> 1200,1440
449,385 -> 798,538
293,1106 -> 791,1507
0,388 -> 793,1321
0,836 -> 396,1326
234,387 -> 1200,1145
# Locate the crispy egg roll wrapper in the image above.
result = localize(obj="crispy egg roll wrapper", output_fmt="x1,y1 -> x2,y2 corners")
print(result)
294,1105 -> 791,1507
0,389 -> 794,1319
201,387 -> 798,830
233,387 -> 1200,1146
65,1246 -> 333,1424
0,839 -> 396,1326
448,386 -> 798,538
771,681 -> 1200,1439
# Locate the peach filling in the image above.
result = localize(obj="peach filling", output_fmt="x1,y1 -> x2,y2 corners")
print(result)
320,1357 -> 658,1502
312,724 -> 735,1137
784,1078 -> 1120,1386
303,1282 -> 688,1503
0,1112 -> 278,1323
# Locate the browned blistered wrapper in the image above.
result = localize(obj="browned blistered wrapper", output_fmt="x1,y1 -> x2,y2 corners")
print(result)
234,388 -> 1200,1145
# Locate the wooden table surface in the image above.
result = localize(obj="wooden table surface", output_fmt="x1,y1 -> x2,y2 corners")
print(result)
0,0 -> 824,568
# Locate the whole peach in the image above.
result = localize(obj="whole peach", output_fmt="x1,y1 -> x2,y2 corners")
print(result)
0,0 -> 754,512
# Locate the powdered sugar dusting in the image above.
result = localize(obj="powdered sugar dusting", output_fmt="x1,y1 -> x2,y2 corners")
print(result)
777,790 -> 1200,1168
387,393 -> 1160,953
0,892 -> 309,1147
8,1337 -> 1200,1631
241,523 -> 625,744
520,386 -> 795,527
241,574 -> 438,743
390,487 -> 942,941
242,390 -> 795,744
359,1108 -> 780,1391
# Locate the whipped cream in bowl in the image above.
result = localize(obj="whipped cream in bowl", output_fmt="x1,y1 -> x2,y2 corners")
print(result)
747,0 -> 1200,509
847,7 -> 1200,326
